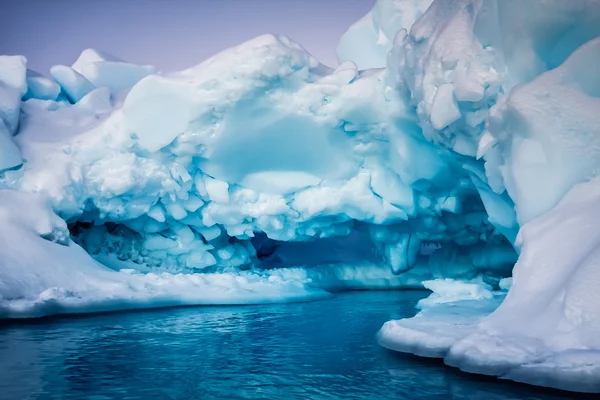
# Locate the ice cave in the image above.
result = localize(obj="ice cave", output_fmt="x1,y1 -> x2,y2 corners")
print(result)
1,0 -> 600,396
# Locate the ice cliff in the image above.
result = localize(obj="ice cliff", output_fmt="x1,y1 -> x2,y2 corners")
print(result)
1,0 -> 600,393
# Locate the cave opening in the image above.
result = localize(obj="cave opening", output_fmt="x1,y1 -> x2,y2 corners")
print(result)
64,199 -> 518,287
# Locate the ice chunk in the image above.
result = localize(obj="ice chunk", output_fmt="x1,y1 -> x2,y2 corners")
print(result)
0,55 -> 27,96
386,231 -> 421,274
23,70 -> 60,101
72,48 -> 124,72
0,56 -> 27,134
147,204 -> 166,222
50,65 -> 95,103
430,84 -> 460,130
337,0 -> 433,69
80,61 -> 155,93
123,74 -> 193,152
476,131 -> 496,160
164,201 -> 187,220
454,78 -> 485,102
498,277 -> 512,291
389,128 -> 449,186
337,13 -> 385,70
0,120 -> 22,172
182,195 -> 204,212
204,177 -> 229,203
331,60 -> 358,84
418,279 -> 493,309
72,48 -> 155,93
197,226 -> 221,242
144,234 -> 177,251
0,82 -> 21,134
370,166 -> 414,214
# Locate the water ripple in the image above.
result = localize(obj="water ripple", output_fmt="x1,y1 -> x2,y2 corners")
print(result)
0,291 -> 591,400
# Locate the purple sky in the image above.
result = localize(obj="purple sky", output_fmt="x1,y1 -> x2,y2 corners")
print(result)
0,0 -> 373,74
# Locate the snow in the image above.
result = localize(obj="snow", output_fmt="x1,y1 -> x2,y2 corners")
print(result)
1,0 -> 600,393
429,83 -> 460,130
75,87 -> 112,115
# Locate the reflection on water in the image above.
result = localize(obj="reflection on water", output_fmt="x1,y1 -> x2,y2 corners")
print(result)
0,291 -> 591,399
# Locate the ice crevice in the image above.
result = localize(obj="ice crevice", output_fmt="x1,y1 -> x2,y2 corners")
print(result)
1,0 -> 600,393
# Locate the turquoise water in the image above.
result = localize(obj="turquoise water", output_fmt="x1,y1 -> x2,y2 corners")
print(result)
0,291 -> 590,399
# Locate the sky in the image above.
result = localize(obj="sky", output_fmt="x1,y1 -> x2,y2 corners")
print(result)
0,0 -> 373,74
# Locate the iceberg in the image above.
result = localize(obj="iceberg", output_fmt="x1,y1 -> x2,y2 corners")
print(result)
50,65 -> 95,104
1,0 -> 600,393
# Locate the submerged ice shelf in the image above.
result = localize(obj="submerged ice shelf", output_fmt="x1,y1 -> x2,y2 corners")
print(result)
1,0 -> 600,393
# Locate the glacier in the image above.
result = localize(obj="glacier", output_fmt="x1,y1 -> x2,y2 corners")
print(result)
1,0 -> 600,393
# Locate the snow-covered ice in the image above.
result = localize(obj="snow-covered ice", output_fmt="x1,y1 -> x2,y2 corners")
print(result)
1,0 -> 600,393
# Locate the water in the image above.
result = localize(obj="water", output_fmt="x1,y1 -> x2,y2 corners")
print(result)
0,291 -> 591,400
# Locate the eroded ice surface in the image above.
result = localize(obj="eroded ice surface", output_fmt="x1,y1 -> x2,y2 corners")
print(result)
1,0 -> 600,393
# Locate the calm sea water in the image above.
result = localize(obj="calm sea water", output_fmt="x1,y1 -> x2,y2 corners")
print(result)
0,291 -> 591,400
